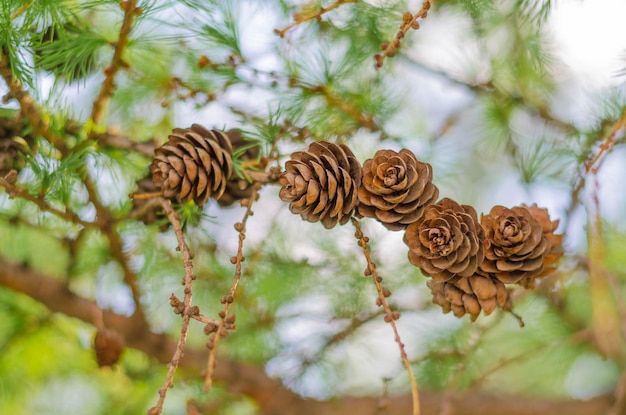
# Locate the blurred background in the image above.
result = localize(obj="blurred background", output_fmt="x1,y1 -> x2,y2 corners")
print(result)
1,0 -> 625,414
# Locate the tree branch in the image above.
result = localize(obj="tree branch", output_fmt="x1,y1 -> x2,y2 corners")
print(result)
0,257 -> 617,415
275,0 -> 358,38
89,0 -> 139,127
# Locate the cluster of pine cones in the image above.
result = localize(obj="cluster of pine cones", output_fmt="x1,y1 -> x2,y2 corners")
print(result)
277,141 -> 563,321
145,124 -> 259,216
150,129 -> 563,322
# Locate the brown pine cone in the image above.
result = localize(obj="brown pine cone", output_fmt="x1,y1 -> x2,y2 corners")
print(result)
151,124 -> 233,206
216,129 -> 260,207
428,274 -> 510,321
479,205 -> 561,285
0,116 -> 30,178
93,328 -> 125,367
279,141 -> 362,229
357,149 -> 439,231
404,198 -> 485,282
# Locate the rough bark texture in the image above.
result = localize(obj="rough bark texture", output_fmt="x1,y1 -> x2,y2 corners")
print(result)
0,258 -> 616,415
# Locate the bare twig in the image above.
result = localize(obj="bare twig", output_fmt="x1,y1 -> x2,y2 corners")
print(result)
89,0 -> 139,128
274,0 -> 358,38
148,199 -> 197,415
375,0 -> 435,68
204,187 -> 258,392
351,217 -> 421,415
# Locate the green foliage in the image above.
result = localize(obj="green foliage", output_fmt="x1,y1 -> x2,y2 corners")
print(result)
1,0 -> 625,414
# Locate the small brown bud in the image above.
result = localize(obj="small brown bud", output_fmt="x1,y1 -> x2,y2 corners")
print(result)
204,323 -> 218,335
234,222 -> 244,232
218,310 -> 226,319
364,267 -> 372,276
382,288 -> 391,297
225,314 -> 236,324
198,55 -> 211,68
226,295 -> 234,303
375,297 -> 383,307
230,256 -> 237,264
384,314 -> 392,322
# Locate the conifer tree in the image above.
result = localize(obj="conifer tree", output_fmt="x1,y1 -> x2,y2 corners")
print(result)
1,1 -> 625,415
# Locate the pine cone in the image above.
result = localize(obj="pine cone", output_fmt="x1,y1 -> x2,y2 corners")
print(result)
93,328 -> 125,367
479,205 -> 560,285
428,274 -> 510,321
151,124 -> 233,206
279,141 -> 362,229
357,149 -> 439,231
216,129 -> 260,207
404,198 -> 485,282
0,116 -> 29,178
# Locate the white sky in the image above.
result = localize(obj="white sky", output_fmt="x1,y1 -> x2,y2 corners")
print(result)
550,0 -> 626,85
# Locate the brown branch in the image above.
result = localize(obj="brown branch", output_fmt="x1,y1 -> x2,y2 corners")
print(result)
89,0 -> 139,127
148,199 -> 198,415
375,0 -> 435,68
0,48 -> 66,151
295,82 -> 380,132
205,187 -> 258,392
77,170 -> 146,320
0,256 -> 618,415
352,217 -> 421,415
1,46 -> 144,315
274,0 -> 358,38
10,1 -> 31,21
568,107 -> 626,219
0,176 -> 94,228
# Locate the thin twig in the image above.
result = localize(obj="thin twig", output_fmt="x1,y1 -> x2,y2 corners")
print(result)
375,0 -> 435,68
10,1 -> 31,21
351,217 -> 420,415
204,187 -> 258,392
148,199 -> 197,415
568,108 -> 626,221
295,82 -> 379,132
89,0 -> 139,128
83,174 -> 145,318
274,0 -> 358,38
1,49 -> 146,318
0,48 -> 66,151
0,176 -> 94,228
467,329 -> 592,391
